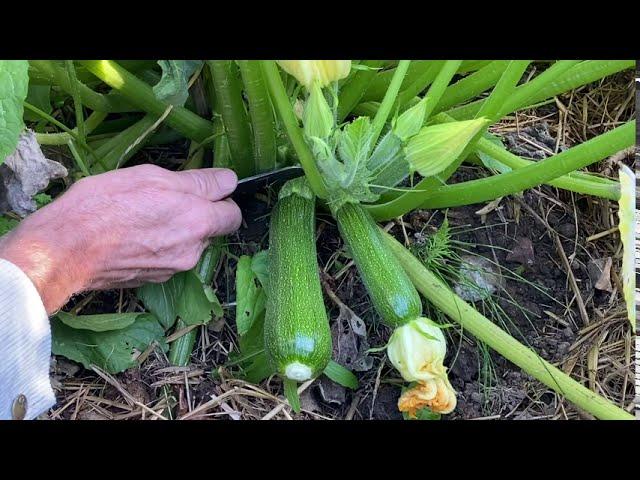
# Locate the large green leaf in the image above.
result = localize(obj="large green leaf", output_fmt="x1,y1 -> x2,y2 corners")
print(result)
235,255 -> 267,336
404,118 -> 488,178
51,314 -> 168,373
176,270 -> 223,326
0,60 -> 29,164
153,60 -> 203,107
137,274 -> 185,329
23,84 -> 51,122
56,311 -> 143,332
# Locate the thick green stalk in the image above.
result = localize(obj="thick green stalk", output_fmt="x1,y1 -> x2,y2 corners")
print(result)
30,60 -> 133,113
475,60 -> 531,121
474,134 -> 620,200
208,60 -> 254,178
65,61 -> 86,143
362,61 -> 440,103
80,60 -> 213,143
383,231 -> 634,420
168,319 -> 197,367
413,60 -> 462,123
456,60 -> 493,73
495,60 -> 582,118
448,60 -> 634,120
237,60 -> 277,173
366,121 -> 634,219
370,60 -> 411,149
91,114 -> 159,173
259,60 -> 327,198
337,60 -> 385,122
36,110 -> 107,145
435,60 -> 510,113
396,61 -> 444,109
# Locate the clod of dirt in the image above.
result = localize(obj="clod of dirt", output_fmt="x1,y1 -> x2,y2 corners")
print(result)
369,385 -> 403,420
0,130 -> 67,216
454,255 -> 503,303
317,376 -> 346,405
503,122 -> 564,160
587,257 -> 613,292
448,345 -> 479,383
506,237 -> 535,266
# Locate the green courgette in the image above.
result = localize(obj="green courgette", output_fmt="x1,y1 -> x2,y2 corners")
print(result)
264,178 -> 332,381
335,202 -> 422,328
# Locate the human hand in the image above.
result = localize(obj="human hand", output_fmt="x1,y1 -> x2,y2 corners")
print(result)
0,164 -> 242,314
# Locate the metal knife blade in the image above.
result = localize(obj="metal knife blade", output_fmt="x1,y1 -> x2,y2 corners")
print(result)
232,165 -> 305,199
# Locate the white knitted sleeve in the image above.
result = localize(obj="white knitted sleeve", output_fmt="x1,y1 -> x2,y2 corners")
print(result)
0,258 -> 55,420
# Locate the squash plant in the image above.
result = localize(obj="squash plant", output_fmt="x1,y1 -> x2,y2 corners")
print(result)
0,59 -> 635,419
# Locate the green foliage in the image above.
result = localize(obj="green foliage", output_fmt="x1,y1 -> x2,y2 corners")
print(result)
0,60 -> 29,164
153,60 -> 203,106
51,314 -> 167,373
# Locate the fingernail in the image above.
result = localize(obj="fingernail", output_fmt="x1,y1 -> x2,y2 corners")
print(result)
217,169 -> 238,193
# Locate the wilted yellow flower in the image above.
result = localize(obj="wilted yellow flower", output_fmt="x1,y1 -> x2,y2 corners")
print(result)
277,60 -> 351,89
398,376 -> 457,417
387,317 -> 447,382
618,164 -> 636,329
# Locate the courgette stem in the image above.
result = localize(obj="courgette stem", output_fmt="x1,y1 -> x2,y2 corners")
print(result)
475,60 -> 531,121
237,60 -> 277,174
366,120 -> 633,219
369,60 -> 411,151
208,60 -> 255,178
446,60 -> 634,120
80,60 -> 213,143
383,230 -> 634,420
260,60 -> 328,198
90,114 -> 159,173
35,110 -> 107,145
337,60 -> 385,122
29,60 -> 133,113
413,60 -> 462,124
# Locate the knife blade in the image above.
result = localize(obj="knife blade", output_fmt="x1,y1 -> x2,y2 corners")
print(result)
231,165 -> 305,199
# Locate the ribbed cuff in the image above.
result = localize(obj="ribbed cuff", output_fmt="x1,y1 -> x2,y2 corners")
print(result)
0,258 -> 55,420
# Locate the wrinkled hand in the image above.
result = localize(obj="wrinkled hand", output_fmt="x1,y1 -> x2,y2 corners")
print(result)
0,164 -> 242,314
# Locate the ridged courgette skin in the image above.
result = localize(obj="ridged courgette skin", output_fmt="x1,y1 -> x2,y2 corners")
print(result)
264,181 -> 332,381
336,202 -> 422,328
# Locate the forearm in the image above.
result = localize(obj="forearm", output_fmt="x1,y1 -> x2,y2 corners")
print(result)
0,215 -> 87,315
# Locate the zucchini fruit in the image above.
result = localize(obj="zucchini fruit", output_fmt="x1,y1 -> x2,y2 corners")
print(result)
264,178 -> 332,381
335,202 -> 422,328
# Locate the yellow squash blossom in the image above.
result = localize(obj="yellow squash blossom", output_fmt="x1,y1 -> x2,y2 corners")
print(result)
387,317 -> 448,382
398,376 -> 457,417
618,164 -> 637,329
277,60 -> 351,89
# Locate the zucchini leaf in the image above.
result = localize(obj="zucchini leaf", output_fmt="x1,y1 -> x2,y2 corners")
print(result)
236,255 -> 267,336
176,270 -> 223,326
323,360 -> 359,390
51,313 -> 168,374
0,60 -> 29,165
153,60 -> 203,107
137,274 -> 185,329
0,216 -> 18,236
476,132 -> 511,172
56,311 -> 143,332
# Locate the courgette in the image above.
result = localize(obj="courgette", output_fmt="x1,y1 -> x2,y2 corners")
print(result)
335,202 -> 422,328
264,178 -> 332,381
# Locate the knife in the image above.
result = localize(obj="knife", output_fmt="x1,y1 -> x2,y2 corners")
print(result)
231,165 -> 305,200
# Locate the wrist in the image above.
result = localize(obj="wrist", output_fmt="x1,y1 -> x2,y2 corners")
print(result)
0,213 -> 89,314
